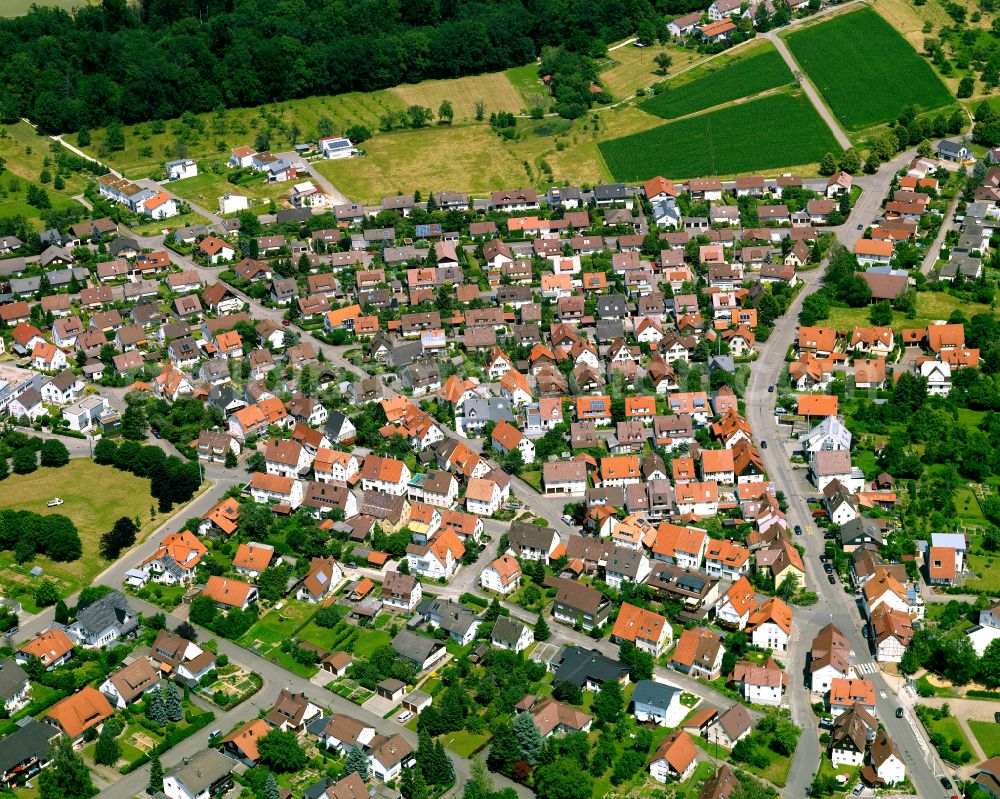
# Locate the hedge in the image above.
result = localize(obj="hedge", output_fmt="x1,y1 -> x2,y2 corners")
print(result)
459,592 -> 488,608
967,690 -> 1000,699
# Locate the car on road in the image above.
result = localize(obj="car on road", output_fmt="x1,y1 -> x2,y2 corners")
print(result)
561,514 -> 574,525
775,407 -> 787,415
852,784 -> 863,796
824,531 -> 838,540
823,564 -> 833,574
995,712 -> 1000,723
941,777 -> 953,791
819,555 -> 828,563
827,573 -> 837,584
768,385 -> 774,393
209,728 -> 222,739
761,440 -> 768,449
896,707 -> 904,718
857,223 -> 863,230
794,525 -> 803,536
47,498 -> 63,507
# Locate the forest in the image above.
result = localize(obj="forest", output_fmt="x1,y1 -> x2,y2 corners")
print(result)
0,0 -> 689,134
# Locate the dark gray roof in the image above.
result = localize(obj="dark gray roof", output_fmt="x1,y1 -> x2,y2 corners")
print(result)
0,718 -> 57,774
491,616 -> 529,648
605,545 -> 646,578
165,749 -> 233,793
553,646 -> 628,688
73,589 -> 137,637
631,679 -> 680,711
0,659 -> 28,702
391,630 -> 444,666
418,598 -> 479,637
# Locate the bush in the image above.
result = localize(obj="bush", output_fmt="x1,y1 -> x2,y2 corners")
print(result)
459,592 -> 488,608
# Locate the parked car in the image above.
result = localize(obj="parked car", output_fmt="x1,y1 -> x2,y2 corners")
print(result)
941,777 -> 953,791
768,385 -> 775,393
827,574 -> 837,584
794,525 -> 803,536
761,440 -> 768,449
47,498 -> 63,507
397,710 -> 414,723
561,514 -> 574,525
896,707 -> 904,718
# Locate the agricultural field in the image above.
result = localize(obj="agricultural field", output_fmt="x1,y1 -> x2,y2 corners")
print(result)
640,43 -> 794,120
599,91 -> 841,181
0,459 -> 158,602
389,72 -> 524,121
784,7 -> 954,130
598,41 -> 704,100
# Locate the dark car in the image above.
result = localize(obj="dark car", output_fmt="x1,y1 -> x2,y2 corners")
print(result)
995,712 -> 1000,723
768,385 -> 775,393
820,555 -> 828,563
857,223 -> 863,230
794,525 -> 803,536
827,573 -> 836,584
824,563 -> 834,574
896,707 -> 904,718
941,777 -> 953,790
761,440 -> 768,449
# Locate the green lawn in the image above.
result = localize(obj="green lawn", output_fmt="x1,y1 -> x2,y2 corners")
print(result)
965,552 -> 1000,592
969,720 -> 1000,758
440,728 -> 491,758
168,169 -> 289,212
504,63 -> 549,111
784,7 -> 953,130
237,600 -> 317,650
823,291 -> 1000,332
0,460 -> 158,600
599,91 -> 841,181
296,616 -> 391,658
641,44 -> 793,120
679,761 -> 720,799
920,709 -> 976,763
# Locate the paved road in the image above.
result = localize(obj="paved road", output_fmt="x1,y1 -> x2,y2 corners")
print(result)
920,192 -> 960,275
743,147 -> 951,799
764,31 -> 852,152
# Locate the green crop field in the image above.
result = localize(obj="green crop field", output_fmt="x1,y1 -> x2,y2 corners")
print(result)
641,44 -> 794,120
599,91 -> 841,181
784,7 -> 953,130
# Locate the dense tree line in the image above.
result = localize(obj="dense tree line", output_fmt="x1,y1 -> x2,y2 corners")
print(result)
0,0 -> 682,133
93,438 -> 201,511
0,509 -> 82,563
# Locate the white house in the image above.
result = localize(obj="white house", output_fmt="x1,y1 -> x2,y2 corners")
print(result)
218,193 -> 249,215
62,395 -> 109,432
480,554 -> 522,595
870,731 -> 906,785
465,477 -> 507,517
166,159 -> 197,180
319,137 -> 356,159
921,359 -> 952,396
490,616 -> 534,653
162,749 -> 233,799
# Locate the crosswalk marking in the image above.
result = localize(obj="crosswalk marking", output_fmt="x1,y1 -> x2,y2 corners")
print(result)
855,661 -> 878,675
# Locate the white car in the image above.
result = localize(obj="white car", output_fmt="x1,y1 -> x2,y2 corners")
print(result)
397,710 -> 413,723
47,498 -> 64,507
